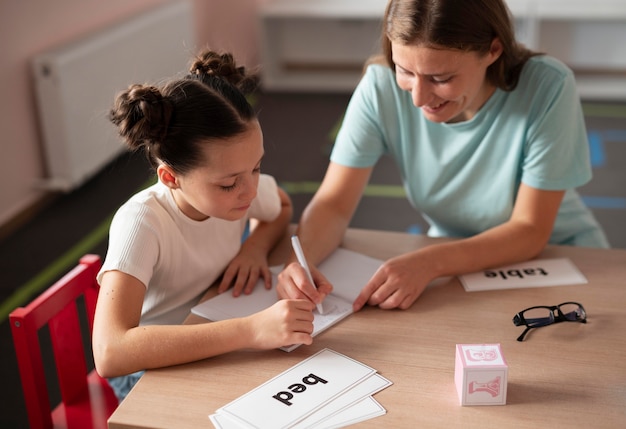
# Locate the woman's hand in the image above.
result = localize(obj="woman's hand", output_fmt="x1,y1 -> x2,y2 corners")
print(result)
246,299 -> 316,349
353,251 -> 432,311
277,262 -> 333,306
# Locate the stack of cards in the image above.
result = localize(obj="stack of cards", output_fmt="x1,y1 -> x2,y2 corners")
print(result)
209,349 -> 392,429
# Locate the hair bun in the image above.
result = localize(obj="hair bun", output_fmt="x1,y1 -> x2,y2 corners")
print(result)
189,49 -> 259,94
109,84 -> 173,150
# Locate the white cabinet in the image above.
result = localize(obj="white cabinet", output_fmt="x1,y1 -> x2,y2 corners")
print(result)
509,0 -> 626,100
260,0 -> 386,92
260,0 -> 626,100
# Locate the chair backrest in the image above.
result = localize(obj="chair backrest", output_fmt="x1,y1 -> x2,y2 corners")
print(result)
10,254 -> 118,429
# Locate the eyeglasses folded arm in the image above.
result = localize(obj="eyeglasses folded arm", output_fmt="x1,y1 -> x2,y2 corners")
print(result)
512,302 -> 586,342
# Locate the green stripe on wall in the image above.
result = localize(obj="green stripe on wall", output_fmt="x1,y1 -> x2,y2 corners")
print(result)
281,181 -> 406,198
0,215 -> 113,322
582,103 -> 626,118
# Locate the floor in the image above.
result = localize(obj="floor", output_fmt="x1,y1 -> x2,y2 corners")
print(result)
1,91 -> 624,428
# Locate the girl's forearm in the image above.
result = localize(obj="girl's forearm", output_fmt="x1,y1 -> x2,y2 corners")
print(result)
95,318 -> 253,378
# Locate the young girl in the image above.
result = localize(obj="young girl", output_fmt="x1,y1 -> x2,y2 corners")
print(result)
93,50 -> 315,401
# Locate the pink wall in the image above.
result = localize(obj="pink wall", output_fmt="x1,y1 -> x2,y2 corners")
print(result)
194,0 -> 270,67
0,0 -> 265,233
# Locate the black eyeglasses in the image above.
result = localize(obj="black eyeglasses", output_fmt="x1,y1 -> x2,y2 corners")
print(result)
512,302 -> 586,342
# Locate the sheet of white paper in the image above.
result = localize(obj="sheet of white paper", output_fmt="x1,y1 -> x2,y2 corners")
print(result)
312,248 -> 383,303
293,373 -> 391,429
217,349 -> 377,429
191,248 -> 383,351
459,258 -> 588,292
318,396 -> 386,429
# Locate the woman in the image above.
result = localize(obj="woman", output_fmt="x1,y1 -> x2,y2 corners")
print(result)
277,0 -> 608,312
93,50 -> 315,401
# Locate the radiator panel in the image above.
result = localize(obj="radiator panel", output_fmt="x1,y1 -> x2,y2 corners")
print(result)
32,0 -> 195,191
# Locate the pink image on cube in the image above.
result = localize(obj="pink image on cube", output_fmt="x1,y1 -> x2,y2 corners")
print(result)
455,343 -> 508,406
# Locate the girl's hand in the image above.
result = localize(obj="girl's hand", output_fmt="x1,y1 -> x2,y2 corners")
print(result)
353,252 -> 431,311
277,262 -> 333,306
218,246 -> 271,297
246,299 -> 316,349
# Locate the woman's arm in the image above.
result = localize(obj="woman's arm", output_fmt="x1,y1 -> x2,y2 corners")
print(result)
277,162 -> 373,302
93,269 -> 314,378
353,183 -> 565,310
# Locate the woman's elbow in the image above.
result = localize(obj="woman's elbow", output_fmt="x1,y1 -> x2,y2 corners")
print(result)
524,227 -> 552,260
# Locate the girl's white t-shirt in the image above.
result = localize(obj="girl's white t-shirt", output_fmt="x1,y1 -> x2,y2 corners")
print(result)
97,174 -> 281,325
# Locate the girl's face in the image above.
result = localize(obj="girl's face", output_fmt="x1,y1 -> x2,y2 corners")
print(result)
391,39 -> 502,123
164,121 -> 264,222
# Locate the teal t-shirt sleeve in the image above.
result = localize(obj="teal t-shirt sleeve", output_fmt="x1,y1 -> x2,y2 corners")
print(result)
520,59 -> 592,190
331,65 -> 389,168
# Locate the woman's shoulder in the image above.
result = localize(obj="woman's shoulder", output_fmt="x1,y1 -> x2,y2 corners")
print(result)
521,55 -> 575,84
356,63 -> 409,111
358,63 -> 404,97
362,63 -> 397,85
514,55 -> 578,106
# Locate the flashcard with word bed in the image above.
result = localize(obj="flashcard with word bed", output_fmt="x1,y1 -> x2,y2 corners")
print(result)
209,348 -> 392,429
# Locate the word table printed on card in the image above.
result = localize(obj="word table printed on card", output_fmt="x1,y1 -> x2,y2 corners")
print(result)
459,258 -> 587,292
209,349 -> 392,429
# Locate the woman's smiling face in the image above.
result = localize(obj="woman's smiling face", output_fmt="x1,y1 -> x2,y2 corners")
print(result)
391,39 -> 502,123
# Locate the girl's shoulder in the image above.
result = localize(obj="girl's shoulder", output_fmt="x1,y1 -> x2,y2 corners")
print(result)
113,182 -> 173,224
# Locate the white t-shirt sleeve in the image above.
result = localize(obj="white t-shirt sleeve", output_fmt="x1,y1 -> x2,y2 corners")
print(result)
519,58 -> 592,190
248,174 -> 281,222
97,200 -> 160,289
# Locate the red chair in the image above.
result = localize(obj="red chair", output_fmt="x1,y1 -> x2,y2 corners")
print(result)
10,254 -> 118,429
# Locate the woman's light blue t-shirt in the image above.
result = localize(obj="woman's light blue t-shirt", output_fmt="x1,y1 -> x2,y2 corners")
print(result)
331,56 -> 608,247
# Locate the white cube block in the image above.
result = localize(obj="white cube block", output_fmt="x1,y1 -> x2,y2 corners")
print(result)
455,343 -> 508,406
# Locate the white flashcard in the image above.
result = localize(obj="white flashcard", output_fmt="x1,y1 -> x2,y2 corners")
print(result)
318,396 -> 387,429
217,349 -> 377,429
209,412 -> 246,429
292,373 -> 391,429
459,258 -> 588,292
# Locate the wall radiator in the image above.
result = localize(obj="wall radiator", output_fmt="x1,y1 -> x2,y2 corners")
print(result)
32,0 -> 195,191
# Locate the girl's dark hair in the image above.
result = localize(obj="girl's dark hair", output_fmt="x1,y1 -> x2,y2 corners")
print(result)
379,0 -> 541,91
109,50 -> 260,174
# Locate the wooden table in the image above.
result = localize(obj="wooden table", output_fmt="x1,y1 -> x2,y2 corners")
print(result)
108,228 -> 626,428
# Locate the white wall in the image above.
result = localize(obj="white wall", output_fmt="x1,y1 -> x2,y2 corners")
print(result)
0,0 -> 266,235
